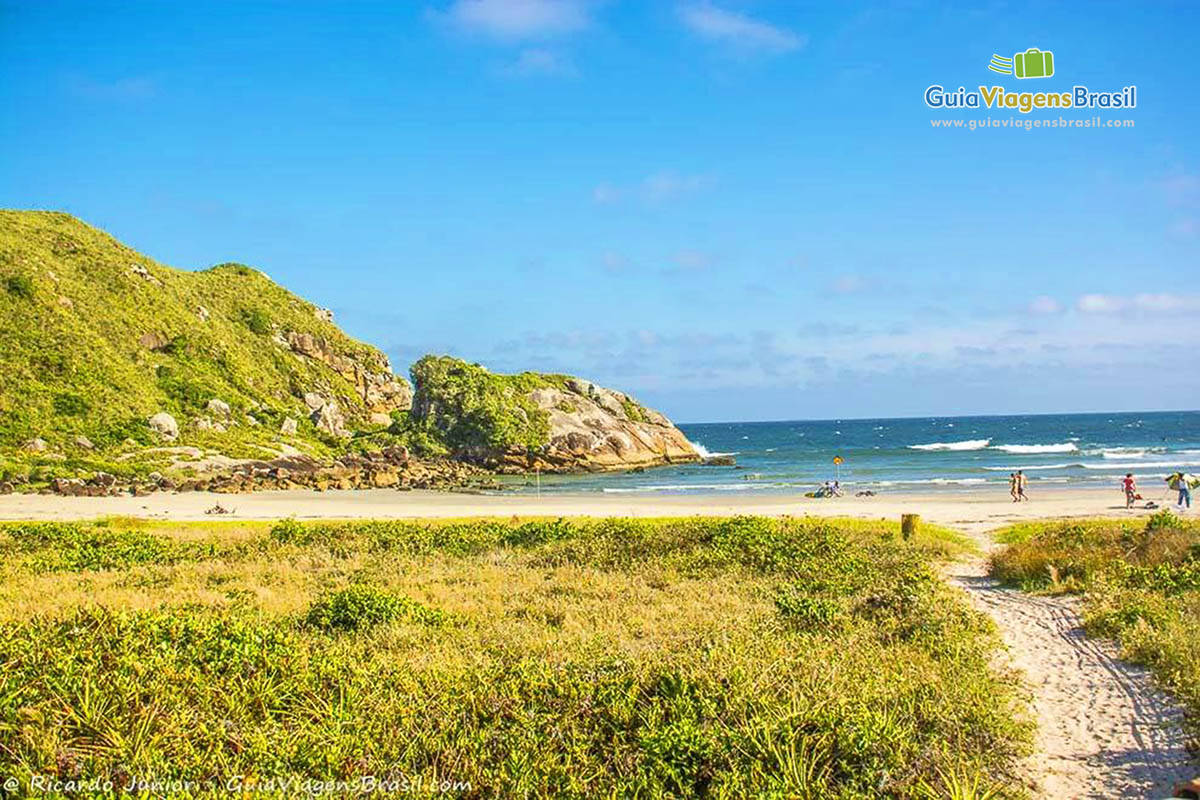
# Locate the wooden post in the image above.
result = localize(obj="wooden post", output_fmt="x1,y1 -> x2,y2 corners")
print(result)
901,514 -> 919,540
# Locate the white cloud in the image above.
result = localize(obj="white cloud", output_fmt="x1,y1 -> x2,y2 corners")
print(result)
592,182 -> 621,204
1028,295 -> 1062,314
1169,218 -> 1198,238
1160,171 -> 1199,204
1077,293 -> 1124,313
500,48 -> 576,76
831,274 -> 865,294
1076,292 -> 1200,314
1131,292 -> 1200,312
678,3 -> 805,54
438,0 -> 590,38
670,249 -> 711,272
600,251 -> 633,273
592,172 -> 712,205
642,171 -> 711,202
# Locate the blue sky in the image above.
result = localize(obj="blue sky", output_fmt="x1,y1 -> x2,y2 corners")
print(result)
2,0 -> 1198,422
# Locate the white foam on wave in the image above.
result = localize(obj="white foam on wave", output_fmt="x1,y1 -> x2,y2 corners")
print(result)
1081,459 -> 1200,471
602,482 -> 784,493
983,463 -> 1079,471
687,440 -> 737,459
875,477 -> 991,486
908,438 -> 990,451
991,443 -> 1079,454
1094,447 -> 1168,459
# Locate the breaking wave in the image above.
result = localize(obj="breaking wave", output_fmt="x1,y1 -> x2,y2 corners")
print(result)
908,439 -> 991,451
991,443 -> 1079,454
687,440 -> 737,459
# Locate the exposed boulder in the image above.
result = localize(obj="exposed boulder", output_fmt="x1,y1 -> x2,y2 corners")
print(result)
128,263 -> 162,286
138,332 -> 169,351
280,417 -> 298,436
207,398 -> 231,417
148,412 -> 179,441
310,398 -> 350,438
22,438 -> 48,452
74,435 -> 95,450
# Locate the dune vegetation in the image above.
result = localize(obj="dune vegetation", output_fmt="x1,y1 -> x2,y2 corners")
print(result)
0,515 -> 1031,798
991,512 -> 1200,739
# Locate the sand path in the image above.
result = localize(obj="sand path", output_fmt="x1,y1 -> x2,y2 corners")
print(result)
943,519 -> 1195,799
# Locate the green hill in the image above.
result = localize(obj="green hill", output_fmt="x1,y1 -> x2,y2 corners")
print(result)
0,210 -> 411,470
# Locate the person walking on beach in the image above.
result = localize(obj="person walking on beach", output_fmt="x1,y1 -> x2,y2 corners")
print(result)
1121,473 -> 1138,508
1009,472 -> 1019,502
1016,470 -> 1028,502
1172,472 -> 1193,510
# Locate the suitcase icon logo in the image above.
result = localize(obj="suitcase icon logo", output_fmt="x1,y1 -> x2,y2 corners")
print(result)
988,48 -> 1055,79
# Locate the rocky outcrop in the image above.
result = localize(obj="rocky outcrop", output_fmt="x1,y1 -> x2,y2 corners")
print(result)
516,379 -> 698,472
408,356 -> 698,472
286,332 -> 412,416
40,448 -> 495,496
304,392 -> 350,438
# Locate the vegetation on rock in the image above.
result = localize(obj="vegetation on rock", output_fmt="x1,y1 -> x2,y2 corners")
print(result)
407,355 -> 565,454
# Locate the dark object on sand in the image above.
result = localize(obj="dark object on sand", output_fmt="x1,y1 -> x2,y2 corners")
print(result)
901,514 -> 920,540
1174,777 -> 1200,798
205,502 -> 234,515
856,490 -> 876,497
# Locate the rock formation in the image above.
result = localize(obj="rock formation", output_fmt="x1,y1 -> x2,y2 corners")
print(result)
408,356 -> 698,472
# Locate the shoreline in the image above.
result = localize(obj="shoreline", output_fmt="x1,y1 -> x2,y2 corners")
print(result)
0,486 -> 1184,531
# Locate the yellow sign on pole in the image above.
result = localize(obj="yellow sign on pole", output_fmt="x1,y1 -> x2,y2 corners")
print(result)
833,456 -> 843,465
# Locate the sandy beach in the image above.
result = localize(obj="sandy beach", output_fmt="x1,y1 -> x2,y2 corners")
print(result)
0,485 -> 1180,531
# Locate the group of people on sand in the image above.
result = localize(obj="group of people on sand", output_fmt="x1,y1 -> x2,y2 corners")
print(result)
1007,470 -> 1028,502
1121,471 -> 1194,510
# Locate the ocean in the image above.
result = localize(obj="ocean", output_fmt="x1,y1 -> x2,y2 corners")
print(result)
499,410 -> 1200,495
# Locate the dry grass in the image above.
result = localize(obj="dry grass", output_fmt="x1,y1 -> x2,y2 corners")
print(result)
0,515 -> 1028,798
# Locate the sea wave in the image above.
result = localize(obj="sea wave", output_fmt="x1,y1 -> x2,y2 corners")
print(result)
908,438 -> 990,451
1081,460 -> 1200,471
875,478 -> 991,486
983,463 -> 1080,471
687,440 -> 737,459
1100,449 -> 1166,459
602,482 -> 781,493
991,443 -> 1079,454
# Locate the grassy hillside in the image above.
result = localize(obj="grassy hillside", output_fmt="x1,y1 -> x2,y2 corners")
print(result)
0,515 -> 1030,797
0,210 -> 409,465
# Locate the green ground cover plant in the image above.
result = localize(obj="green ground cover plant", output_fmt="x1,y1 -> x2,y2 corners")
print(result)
0,516 -> 1029,798
991,513 -> 1200,738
